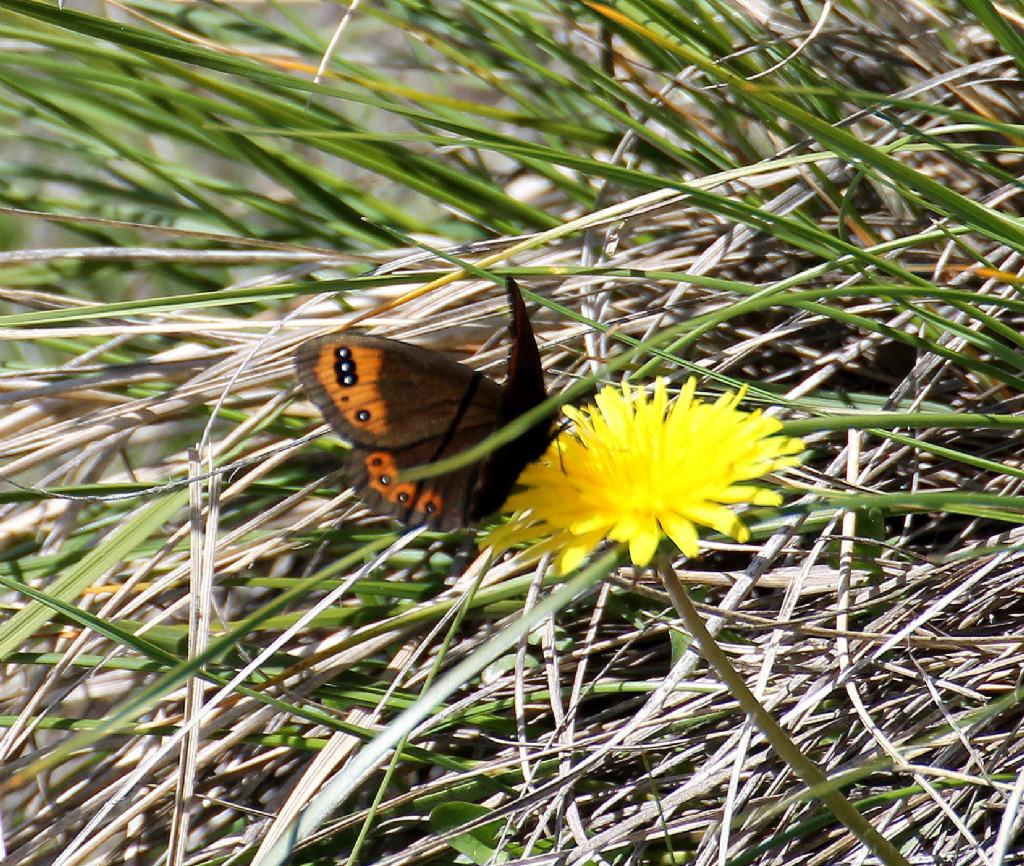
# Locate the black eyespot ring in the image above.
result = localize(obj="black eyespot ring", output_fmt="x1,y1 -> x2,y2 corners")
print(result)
336,347 -> 352,360
340,374 -> 358,386
397,492 -> 410,504
380,474 -> 391,486
425,503 -> 436,514
356,409 -> 371,422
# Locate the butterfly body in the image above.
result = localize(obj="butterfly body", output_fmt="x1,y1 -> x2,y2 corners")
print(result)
295,280 -> 549,529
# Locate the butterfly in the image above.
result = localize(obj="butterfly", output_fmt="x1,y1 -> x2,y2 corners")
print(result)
294,279 -> 551,530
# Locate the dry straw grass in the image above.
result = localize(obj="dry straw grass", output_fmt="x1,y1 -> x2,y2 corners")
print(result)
2,1 -> 1024,865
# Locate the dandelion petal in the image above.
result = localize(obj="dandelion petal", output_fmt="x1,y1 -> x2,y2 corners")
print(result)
486,377 -> 803,572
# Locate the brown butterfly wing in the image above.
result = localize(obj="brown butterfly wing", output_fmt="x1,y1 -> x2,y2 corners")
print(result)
295,333 -> 504,528
295,334 -> 503,450
295,280 -> 551,528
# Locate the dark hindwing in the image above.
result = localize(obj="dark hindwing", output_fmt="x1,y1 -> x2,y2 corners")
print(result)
470,279 -> 552,521
347,424 -> 497,529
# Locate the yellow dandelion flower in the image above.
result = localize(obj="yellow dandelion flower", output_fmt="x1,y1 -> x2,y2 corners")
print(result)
486,378 -> 804,574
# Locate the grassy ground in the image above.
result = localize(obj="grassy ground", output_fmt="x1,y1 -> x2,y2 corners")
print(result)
2,1 -> 1024,864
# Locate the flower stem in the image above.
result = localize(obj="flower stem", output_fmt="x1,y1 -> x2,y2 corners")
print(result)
657,560 -> 909,866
